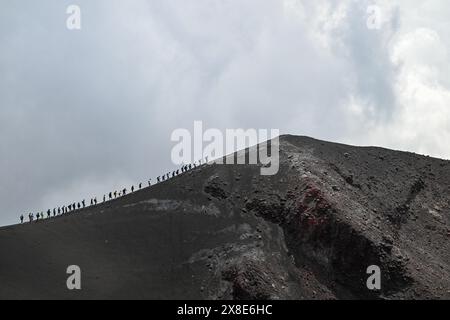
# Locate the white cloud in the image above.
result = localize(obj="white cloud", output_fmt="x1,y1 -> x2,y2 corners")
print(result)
346,3 -> 450,158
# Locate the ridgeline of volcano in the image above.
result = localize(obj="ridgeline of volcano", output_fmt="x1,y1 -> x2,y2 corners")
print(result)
1,135 -> 449,299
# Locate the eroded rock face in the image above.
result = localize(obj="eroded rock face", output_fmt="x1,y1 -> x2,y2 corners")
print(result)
0,135 -> 449,299
204,176 -> 230,200
222,259 -> 283,300
245,181 -> 414,299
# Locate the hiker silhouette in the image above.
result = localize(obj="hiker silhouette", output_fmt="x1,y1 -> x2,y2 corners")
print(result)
17,162 -> 219,226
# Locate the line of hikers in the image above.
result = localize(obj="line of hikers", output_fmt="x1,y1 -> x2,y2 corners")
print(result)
19,158 -> 208,224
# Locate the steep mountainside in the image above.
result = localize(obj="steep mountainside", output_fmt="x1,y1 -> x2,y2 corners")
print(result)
0,135 -> 449,299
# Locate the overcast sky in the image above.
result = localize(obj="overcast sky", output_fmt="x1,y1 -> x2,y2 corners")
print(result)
1,0 -> 449,226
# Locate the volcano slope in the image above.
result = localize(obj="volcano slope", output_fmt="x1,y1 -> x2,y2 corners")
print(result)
0,135 -> 449,300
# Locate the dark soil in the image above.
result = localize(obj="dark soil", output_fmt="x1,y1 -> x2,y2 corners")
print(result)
0,135 -> 449,299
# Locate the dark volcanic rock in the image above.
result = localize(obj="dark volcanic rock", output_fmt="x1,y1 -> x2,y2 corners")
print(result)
204,176 -> 230,200
0,135 -> 449,300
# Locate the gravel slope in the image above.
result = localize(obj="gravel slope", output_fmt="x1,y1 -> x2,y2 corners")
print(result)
0,135 -> 449,299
